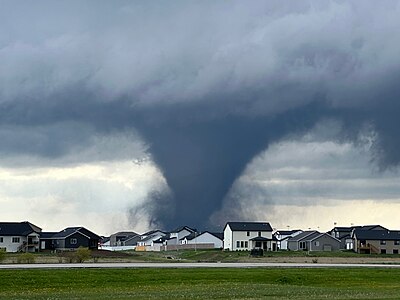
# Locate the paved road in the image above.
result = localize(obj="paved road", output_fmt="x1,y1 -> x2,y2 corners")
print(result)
1,262 -> 400,269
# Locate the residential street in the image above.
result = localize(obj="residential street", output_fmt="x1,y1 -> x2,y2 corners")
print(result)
2,262 -> 400,269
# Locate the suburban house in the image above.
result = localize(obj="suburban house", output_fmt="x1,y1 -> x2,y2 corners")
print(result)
0,221 -> 42,252
181,231 -> 223,249
353,229 -> 400,254
287,231 -> 340,251
136,230 -> 167,251
169,226 -> 196,245
40,227 -> 101,251
274,229 -> 303,250
109,231 -> 139,246
328,226 -> 358,250
223,222 -> 276,251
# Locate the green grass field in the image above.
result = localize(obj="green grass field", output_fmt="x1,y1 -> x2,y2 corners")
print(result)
1,267 -> 400,299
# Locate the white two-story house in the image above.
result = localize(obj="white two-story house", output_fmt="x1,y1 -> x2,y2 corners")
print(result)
0,221 -> 41,252
223,222 -> 276,251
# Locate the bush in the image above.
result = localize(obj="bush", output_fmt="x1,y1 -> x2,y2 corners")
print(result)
17,252 -> 35,264
75,247 -> 91,263
0,248 -> 5,262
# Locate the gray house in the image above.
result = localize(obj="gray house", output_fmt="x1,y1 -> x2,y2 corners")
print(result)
109,231 -> 139,246
287,231 -> 340,251
41,227 -> 101,251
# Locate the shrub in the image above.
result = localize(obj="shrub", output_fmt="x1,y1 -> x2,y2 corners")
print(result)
75,247 -> 91,263
0,248 -> 5,262
17,252 -> 35,264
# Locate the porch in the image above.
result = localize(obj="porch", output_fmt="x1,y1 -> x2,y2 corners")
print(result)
249,237 -> 277,251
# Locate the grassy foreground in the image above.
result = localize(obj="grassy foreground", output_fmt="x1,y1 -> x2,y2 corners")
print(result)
1,268 -> 400,299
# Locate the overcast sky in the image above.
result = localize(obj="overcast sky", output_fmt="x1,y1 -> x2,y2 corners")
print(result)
2,1 -> 400,235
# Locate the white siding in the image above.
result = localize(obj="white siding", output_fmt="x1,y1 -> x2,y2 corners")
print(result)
224,225 -> 272,251
223,226 -> 233,250
0,236 -> 26,252
186,233 -> 223,248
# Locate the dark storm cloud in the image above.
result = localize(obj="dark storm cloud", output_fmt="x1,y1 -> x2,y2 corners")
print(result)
1,1 -> 400,228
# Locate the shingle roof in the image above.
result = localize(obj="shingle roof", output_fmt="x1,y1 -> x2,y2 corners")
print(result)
357,225 -> 388,231
287,231 -> 319,242
354,230 -> 400,241
275,230 -> 302,236
183,231 -> 223,241
225,222 -> 273,232
51,227 -> 100,240
0,222 -> 41,236
40,232 -> 58,239
171,226 -> 196,233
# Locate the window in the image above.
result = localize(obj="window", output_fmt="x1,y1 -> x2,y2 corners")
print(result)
0,237 -> 3,243
393,249 -> 399,254
236,241 -> 240,248
12,237 -> 20,243
70,238 -> 77,245
245,241 -> 248,248
395,240 -> 400,245
258,231 -> 261,237
240,241 -> 244,248
315,241 -> 320,246
299,241 -> 306,249
381,249 -> 386,254
247,231 -> 250,236
380,240 -> 386,245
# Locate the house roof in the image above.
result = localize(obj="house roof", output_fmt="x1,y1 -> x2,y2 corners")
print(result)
111,231 -> 138,238
183,231 -> 223,241
353,230 -> 400,241
225,222 -> 273,232
51,227 -> 101,240
124,234 -> 141,243
287,231 -> 319,242
140,232 -> 167,243
142,229 -> 167,237
357,225 -> 388,231
0,222 -> 41,236
309,233 -> 340,243
40,232 -> 58,239
275,230 -> 302,236
171,226 -> 196,233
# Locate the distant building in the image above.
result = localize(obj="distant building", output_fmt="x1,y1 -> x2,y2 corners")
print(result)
0,221 -> 41,252
287,231 -> 340,251
223,222 -> 276,251
273,230 -> 303,250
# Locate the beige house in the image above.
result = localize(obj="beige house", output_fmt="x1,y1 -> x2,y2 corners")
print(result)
353,229 -> 400,254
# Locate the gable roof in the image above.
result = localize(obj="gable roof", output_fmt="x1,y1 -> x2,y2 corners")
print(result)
40,232 -> 58,239
171,226 -> 196,233
183,231 -> 223,241
275,230 -> 302,236
51,227 -> 101,240
225,222 -> 273,232
111,231 -> 138,237
353,229 -> 400,241
357,225 -> 388,231
309,232 -> 340,243
0,222 -> 41,236
142,229 -> 167,237
140,232 -> 167,243
287,231 -> 319,242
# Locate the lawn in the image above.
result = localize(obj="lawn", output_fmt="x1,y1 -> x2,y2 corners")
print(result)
1,267 -> 400,299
